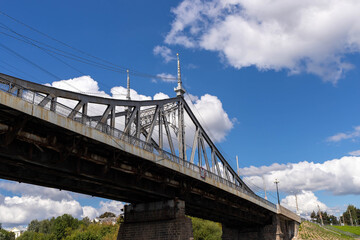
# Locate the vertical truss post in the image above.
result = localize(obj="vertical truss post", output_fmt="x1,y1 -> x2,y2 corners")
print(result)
159,106 -> 163,149
135,108 -> 141,139
82,103 -> 88,124
17,88 -> 23,98
110,106 -> 116,128
198,134 -> 202,167
178,100 -> 185,160
163,111 -> 175,156
50,97 -> 57,112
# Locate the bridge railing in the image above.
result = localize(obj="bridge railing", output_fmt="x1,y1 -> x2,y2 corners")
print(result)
0,79 -> 276,210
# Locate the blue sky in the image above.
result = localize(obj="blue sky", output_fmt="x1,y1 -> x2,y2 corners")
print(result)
1,0 -> 360,227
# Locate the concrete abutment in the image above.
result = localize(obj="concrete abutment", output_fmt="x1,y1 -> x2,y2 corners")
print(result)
117,199 -> 193,240
222,215 -> 299,240
116,199 -> 299,240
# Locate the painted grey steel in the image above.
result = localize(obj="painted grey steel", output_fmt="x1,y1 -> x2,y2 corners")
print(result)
0,72 -> 274,207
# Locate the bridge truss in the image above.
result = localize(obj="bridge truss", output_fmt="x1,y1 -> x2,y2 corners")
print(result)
0,72 -> 255,194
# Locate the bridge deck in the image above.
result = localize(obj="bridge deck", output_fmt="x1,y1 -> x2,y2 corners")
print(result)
0,80 -> 300,226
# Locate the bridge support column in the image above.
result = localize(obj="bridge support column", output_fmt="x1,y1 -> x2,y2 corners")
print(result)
222,215 -> 299,240
117,199 -> 193,240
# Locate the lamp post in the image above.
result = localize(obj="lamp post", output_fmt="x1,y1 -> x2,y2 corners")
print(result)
274,178 -> 280,205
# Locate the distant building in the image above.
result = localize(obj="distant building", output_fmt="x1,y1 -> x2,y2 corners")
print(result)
93,216 -> 118,225
10,227 -> 26,239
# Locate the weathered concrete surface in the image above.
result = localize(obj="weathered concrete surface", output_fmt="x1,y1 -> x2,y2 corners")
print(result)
117,199 -> 193,240
222,213 -> 299,240
277,205 -> 301,223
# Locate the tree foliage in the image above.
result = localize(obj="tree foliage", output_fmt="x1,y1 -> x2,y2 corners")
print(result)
0,229 -> 15,240
342,205 -> 359,226
17,214 -> 119,240
311,210 -> 339,225
191,217 -> 222,240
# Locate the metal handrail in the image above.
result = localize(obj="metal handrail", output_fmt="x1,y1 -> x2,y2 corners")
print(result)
0,79 -> 276,209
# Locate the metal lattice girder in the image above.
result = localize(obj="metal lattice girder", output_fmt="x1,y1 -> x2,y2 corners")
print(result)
0,72 -> 252,193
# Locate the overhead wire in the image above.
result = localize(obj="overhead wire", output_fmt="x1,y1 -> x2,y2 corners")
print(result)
0,11 -> 177,82
0,59 -> 42,82
0,25 -> 139,96
0,42 -> 58,83
0,20 -> 175,97
0,11 -> 280,202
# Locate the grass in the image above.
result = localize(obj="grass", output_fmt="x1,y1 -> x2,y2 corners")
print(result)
298,221 -> 354,240
332,226 -> 360,236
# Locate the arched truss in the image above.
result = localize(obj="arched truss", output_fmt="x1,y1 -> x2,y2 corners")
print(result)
0,73 -> 254,194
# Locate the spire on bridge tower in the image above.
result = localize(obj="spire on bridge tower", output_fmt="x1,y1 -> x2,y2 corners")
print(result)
126,69 -> 131,100
174,53 -> 185,97
174,53 -> 186,160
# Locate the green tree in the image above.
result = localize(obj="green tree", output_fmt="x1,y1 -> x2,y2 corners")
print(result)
51,214 -> 80,240
191,217 -> 222,240
342,205 -> 358,225
328,214 -> 339,225
39,219 -> 52,234
28,219 -> 40,232
0,229 -> 15,240
17,231 -> 52,240
81,217 -> 91,227
310,211 -> 316,221
99,212 -> 116,218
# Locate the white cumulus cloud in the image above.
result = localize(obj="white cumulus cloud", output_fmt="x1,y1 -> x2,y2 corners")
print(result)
81,206 -> 99,220
98,201 -> 125,216
327,125 -> 360,142
241,156 -> 360,195
0,182 -> 73,201
0,180 -> 125,227
154,73 -> 177,83
153,45 -> 176,63
46,76 -> 109,97
349,150 -> 360,156
185,93 -> 235,142
281,190 -> 328,217
0,195 -> 83,227
165,0 -> 360,83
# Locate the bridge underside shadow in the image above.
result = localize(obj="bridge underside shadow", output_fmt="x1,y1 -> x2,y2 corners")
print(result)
0,100 -> 273,224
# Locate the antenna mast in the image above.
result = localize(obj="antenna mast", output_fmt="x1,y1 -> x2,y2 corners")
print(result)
175,53 -> 185,160
174,53 -> 185,97
126,69 -> 130,100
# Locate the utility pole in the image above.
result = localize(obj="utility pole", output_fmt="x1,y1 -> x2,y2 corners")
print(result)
262,176 -> 267,200
349,209 -> 354,226
274,179 -> 280,205
318,205 -> 324,226
236,156 -> 240,177
125,70 -> 131,127
126,69 -> 130,100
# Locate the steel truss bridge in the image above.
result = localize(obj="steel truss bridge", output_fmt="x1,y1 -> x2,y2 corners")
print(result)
0,72 -> 299,231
